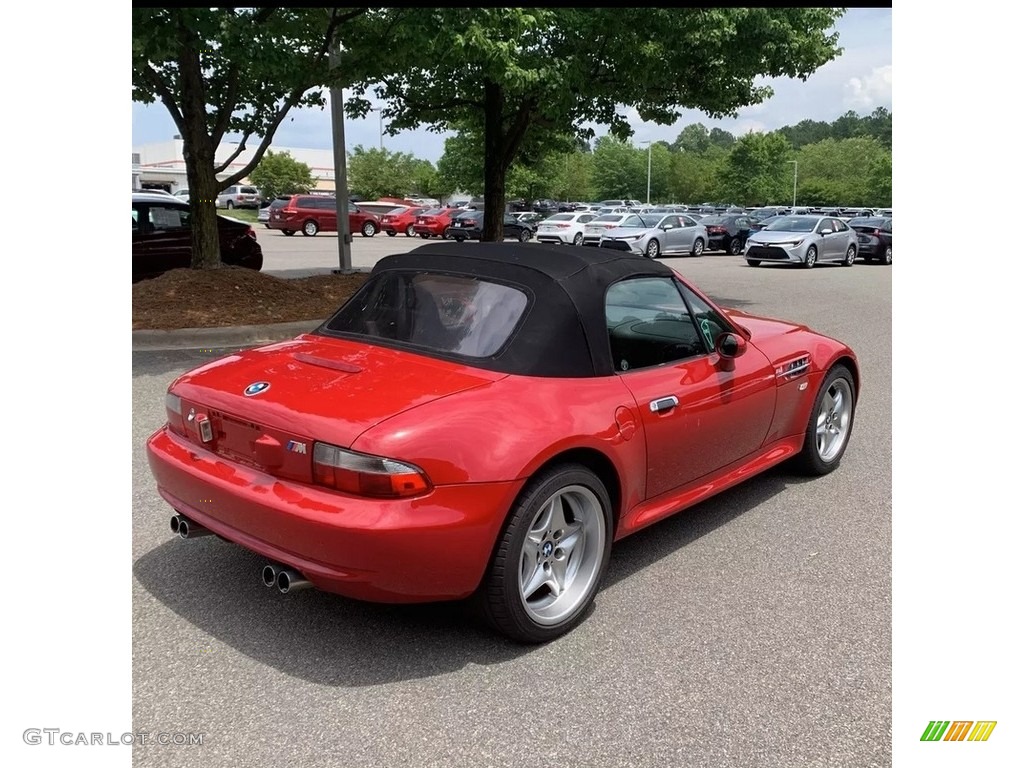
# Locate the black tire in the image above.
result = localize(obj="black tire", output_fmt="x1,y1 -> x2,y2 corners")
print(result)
476,464 -> 613,643
302,220 -> 319,237
842,244 -> 857,267
691,238 -> 705,257
226,200 -> 234,210
282,230 -> 295,237
263,224 -> 270,229
386,230 -> 397,237
419,232 -> 431,239
454,235 -> 465,242
746,259 -> 760,267
882,245 -> 892,265
728,237 -> 743,255
517,228 -> 531,243
361,221 -> 377,238
792,364 -> 856,476
645,238 -> 661,259
405,224 -> 416,237
803,245 -> 817,268
572,232 -> 584,246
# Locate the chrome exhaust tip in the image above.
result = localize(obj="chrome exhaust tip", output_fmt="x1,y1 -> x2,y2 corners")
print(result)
261,564 -> 281,588
277,568 -> 313,594
173,515 -> 214,539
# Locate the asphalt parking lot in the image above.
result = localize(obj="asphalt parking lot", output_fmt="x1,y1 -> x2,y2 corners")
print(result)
132,237 -> 891,768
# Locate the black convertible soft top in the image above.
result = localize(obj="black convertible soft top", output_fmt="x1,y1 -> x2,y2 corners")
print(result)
318,242 -> 680,378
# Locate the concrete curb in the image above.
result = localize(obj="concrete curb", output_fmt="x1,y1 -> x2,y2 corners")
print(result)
132,319 -> 327,351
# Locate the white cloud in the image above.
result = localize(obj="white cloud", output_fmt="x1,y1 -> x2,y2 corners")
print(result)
844,65 -> 892,110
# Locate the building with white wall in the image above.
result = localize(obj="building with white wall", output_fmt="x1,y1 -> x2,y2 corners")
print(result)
132,138 -> 339,193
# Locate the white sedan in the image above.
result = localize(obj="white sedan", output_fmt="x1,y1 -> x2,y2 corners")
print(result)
534,212 -> 598,246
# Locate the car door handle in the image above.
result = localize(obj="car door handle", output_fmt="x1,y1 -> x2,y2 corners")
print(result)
649,395 -> 679,413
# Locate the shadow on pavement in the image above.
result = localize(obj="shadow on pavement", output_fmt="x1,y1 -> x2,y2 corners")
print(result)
133,463 -> 804,687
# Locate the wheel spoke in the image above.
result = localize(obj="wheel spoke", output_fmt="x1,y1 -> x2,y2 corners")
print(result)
558,522 -> 584,556
531,498 -> 557,535
520,560 -> 548,600
548,556 -> 569,596
548,494 -> 572,534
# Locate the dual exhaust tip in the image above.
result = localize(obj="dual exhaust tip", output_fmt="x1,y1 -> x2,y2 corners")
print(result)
170,513 -> 213,540
170,514 -> 312,594
261,563 -> 312,594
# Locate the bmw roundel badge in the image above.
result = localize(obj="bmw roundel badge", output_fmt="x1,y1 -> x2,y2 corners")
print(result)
244,381 -> 271,397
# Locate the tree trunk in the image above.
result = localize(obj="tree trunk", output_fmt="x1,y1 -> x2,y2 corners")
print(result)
482,80 -> 507,242
177,27 -> 224,269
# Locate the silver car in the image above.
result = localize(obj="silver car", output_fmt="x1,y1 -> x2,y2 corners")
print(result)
598,213 -> 708,258
743,215 -> 858,268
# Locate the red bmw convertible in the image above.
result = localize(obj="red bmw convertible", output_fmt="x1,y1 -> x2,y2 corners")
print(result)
147,242 -> 859,643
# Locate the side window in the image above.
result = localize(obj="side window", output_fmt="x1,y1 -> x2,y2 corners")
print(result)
132,206 -> 141,231
148,205 -> 190,231
622,215 -> 643,228
817,220 -> 832,234
605,277 -> 706,372
580,214 -> 594,224
681,216 -> 696,227
832,218 -> 847,232
677,282 -> 732,351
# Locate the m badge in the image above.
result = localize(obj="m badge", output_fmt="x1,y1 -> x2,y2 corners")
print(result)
286,440 -> 307,455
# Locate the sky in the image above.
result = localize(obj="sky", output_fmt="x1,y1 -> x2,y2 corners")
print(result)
131,8 -> 893,161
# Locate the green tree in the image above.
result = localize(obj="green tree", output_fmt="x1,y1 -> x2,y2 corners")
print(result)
671,123 -> 712,154
796,136 -> 889,206
248,150 -> 315,201
709,127 -> 736,150
722,132 -> 794,206
409,160 -> 455,205
591,136 -> 647,200
133,7 -> 367,269
778,118 -> 833,149
343,7 -> 845,240
347,146 -> 422,199
436,132 -> 484,198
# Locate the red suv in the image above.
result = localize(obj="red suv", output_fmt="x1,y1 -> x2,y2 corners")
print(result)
267,195 -> 381,237
380,206 -> 428,237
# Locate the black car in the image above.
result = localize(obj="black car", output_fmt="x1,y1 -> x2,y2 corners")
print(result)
700,214 -> 754,254
444,210 -> 534,242
132,193 -> 263,282
532,199 -> 559,216
847,217 -> 892,265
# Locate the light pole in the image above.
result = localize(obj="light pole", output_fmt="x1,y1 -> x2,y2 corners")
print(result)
368,107 -> 384,150
787,160 -> 798,207
641,140 -> 652,204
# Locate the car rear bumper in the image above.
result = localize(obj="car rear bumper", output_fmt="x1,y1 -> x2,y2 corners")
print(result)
535,232 -> 572,244
147,426 -> 520,603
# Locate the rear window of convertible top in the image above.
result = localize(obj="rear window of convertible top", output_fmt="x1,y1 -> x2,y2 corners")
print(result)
324,271 -> 529,358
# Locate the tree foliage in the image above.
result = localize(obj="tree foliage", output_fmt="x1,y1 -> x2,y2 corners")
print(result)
132,7 -> 367,268
249,150 -> 315,201
342,7 -> 845,240
724,132 -> 794,206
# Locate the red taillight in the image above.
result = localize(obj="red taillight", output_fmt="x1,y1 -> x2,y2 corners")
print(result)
312,442 -> 431,498
245,227 -> 257,240
555,224 -> 570,229
872,229 -> 882,236
707,226 -> 726,234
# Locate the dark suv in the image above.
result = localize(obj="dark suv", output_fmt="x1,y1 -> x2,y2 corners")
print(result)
132,193 -> 263,282
267,195 -> 381,237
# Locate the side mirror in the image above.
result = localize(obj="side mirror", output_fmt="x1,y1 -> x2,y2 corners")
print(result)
715,332 -> 747,371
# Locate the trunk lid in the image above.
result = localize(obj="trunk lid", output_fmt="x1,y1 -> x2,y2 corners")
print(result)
171,334 -> 505,479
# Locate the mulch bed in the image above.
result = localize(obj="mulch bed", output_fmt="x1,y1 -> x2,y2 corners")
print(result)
132,267 -> 368,330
